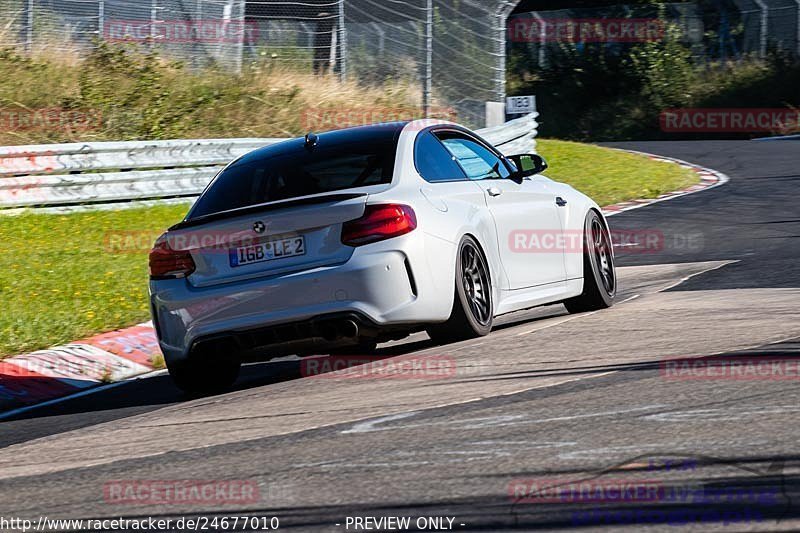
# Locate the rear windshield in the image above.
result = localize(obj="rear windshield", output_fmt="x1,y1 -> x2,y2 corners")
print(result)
189,127 -> 402,219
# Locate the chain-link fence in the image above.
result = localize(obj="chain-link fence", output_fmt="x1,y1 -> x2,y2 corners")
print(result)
3,1 -> 797,130
338,0 -> 517,127
245,0 -> 519,127
0,0 -> 518,128
508,0 -> 800,67
1,0 -> 248,70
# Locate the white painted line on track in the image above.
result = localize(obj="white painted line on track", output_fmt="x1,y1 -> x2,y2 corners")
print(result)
514,294 -> 639,337
602,150 -> 731,217
659,260 -> 738,292
527,404 -> 666,424
765,334 -> 800,345
342,412 -> 422,434
339,371 -> 618,435
515,312 -> 600,336
343,404 -> 666,435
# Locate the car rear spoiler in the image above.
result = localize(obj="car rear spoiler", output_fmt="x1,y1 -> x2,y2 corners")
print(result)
170,193 -> 368,231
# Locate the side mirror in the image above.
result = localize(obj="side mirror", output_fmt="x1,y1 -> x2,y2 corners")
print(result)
508,154 -> 548,183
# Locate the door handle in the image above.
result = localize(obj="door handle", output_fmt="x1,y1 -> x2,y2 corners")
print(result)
556,197 -> 568,207
487,187 -> 503,197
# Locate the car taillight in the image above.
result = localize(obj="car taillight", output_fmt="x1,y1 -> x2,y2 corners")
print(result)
341,204 -> 418,247
149,235 -> 196,280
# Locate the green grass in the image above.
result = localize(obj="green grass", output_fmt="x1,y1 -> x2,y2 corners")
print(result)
0,203 -> 190,357
0,142 -> 699,358
537,139 -> 698,207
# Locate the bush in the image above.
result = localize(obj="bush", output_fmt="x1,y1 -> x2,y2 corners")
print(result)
508,20 -> 800,140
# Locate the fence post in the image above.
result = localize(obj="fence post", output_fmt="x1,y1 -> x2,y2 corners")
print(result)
423,0 -> 432,118
234,0 -> 244,74
98,0 -> 105,41
25,0 -> 34,52
150,0 -> 158,47
338,0 -> 347,81
495,10 -> 507,104
795,0 -> 800,57
753,0 -> 768,58
494,2 -> 519,116
372,22 -> 386,57
532,12 -> 547,68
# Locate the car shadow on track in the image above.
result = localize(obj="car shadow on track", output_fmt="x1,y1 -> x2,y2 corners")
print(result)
6,327 -> 797,429
0,337 -> 442,428
2,304 -> 577,427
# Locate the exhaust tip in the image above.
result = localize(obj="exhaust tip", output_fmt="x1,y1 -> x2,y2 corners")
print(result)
340,320 -> 359,339
317,319 -> 360,342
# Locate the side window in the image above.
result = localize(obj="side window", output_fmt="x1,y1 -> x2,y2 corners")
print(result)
437,132 -> 511,181
414,131 -> 468,183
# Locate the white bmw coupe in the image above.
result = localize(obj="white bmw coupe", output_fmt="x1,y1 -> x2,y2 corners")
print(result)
149,120 -> 616,393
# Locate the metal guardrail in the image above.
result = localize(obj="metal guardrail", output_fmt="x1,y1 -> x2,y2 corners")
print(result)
0,139 -> 282,176
0,114 -> 538,210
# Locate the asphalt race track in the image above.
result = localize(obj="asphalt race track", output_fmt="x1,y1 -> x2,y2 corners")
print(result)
1,141 -> 799,532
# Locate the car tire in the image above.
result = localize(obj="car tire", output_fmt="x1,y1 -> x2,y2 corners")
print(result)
564,210 -> 617,314
167,341 -> 241,395
426,236 -> 493,344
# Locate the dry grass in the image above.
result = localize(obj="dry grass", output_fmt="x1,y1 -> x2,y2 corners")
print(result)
0,43 -> 427,145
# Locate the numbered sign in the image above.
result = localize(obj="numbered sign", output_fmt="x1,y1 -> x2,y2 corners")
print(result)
506,95 -> 536,115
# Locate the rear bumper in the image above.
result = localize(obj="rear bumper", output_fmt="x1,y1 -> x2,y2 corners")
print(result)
150,246 -> 442,364
187,312 -> 402,363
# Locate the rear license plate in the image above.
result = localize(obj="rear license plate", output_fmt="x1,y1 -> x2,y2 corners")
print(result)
230,236 -> 306,267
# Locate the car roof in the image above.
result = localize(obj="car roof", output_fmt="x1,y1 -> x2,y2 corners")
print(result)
234,122 -> 410,167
